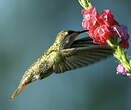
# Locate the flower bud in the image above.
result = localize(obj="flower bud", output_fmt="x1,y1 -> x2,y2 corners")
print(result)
117,64 -> 131,77
78,0 -> 92,9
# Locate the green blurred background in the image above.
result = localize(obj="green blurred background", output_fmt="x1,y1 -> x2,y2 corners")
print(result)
0,0 -> 131,110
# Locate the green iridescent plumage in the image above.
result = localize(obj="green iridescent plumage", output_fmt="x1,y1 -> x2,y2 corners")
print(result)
10,30 -> 113,100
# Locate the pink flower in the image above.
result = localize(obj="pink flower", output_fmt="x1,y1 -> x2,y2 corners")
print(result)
117,64 -> 131,76
89,24 -> 111,45
113,25 -> 129,49
113,25 -> 129,40
81,6 -> 119,46
98,9 -> 119,27
120,40 -> 129,49
82,6 -> 97,30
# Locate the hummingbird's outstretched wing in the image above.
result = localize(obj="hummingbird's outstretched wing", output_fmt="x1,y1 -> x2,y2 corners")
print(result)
53,37 -> 113,73
71,37 -> 97,48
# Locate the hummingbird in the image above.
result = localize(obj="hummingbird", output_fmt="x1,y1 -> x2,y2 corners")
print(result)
10,30 -> 113,100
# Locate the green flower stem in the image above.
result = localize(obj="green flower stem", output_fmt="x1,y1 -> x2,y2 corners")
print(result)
107,39 -> 131,73
78,0 -> 92,9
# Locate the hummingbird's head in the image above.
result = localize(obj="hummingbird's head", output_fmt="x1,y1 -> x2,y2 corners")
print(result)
55,30 -> 88,48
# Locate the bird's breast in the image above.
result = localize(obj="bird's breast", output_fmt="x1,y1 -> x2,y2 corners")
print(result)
47,51 -> 62,65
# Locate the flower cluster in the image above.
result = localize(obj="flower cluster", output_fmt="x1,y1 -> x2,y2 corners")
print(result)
82,6 -> 129,49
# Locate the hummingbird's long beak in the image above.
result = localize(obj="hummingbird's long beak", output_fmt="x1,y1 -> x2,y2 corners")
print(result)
71,30 -> 88,38
76,30 -> 88,34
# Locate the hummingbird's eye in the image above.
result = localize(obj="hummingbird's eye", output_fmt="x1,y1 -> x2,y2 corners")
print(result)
68,31 -> 74,35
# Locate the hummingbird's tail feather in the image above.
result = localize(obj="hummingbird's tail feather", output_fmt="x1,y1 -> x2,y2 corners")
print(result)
10,83 -> 27,100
